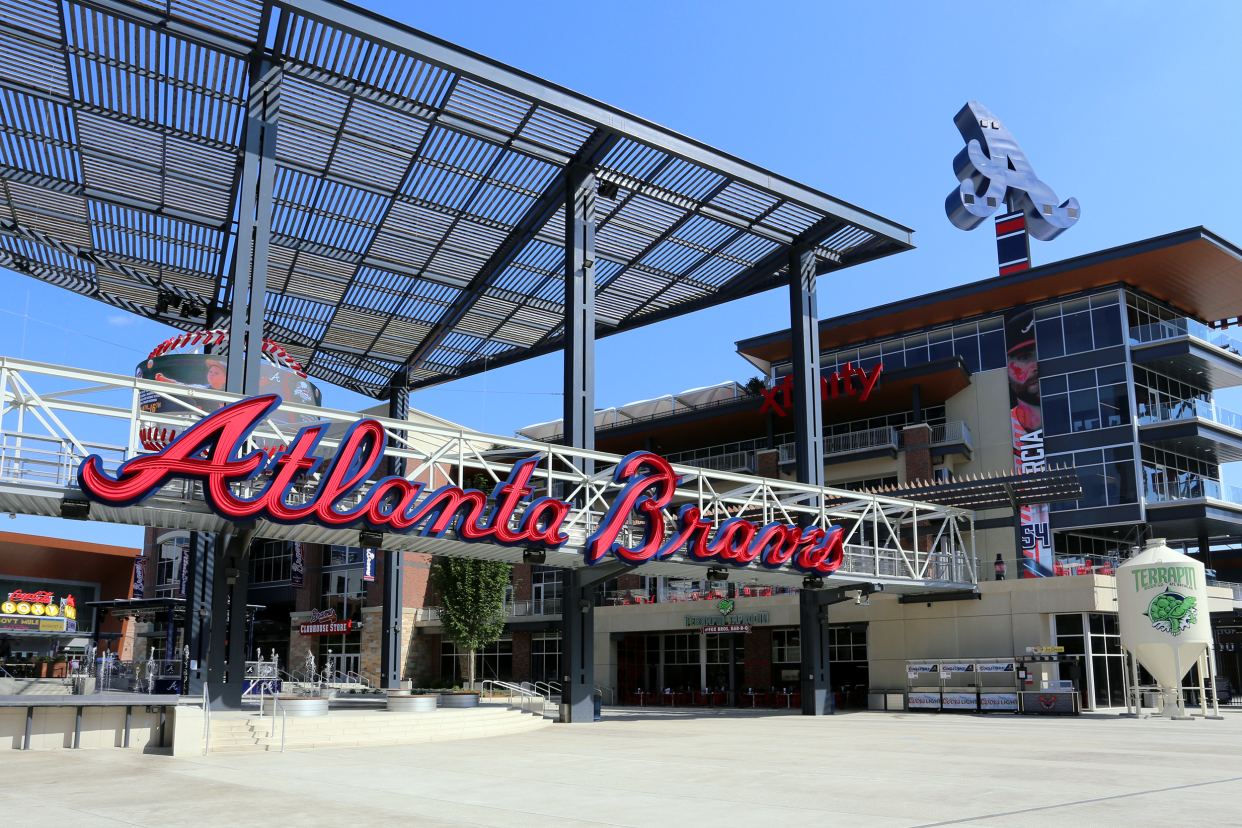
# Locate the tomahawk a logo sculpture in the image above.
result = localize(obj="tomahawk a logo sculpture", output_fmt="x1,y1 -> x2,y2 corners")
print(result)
945,101 -> 1080,241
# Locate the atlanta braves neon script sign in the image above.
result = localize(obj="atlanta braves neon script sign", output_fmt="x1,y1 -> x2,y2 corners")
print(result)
77,395 -> 845,577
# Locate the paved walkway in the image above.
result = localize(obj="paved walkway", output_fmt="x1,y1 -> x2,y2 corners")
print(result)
2,708 -> 1238,827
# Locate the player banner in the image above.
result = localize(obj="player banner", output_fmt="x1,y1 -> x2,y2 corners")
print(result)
1005,309 -> 1053,577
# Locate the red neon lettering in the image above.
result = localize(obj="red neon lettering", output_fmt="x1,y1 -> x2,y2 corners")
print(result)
7,590 -> 54,604
584,452 -> 680,564
758,385 -> 785,416
79,395 -> 276,508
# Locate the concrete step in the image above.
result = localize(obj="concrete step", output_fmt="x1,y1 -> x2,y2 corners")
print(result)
206,706 -> 551,753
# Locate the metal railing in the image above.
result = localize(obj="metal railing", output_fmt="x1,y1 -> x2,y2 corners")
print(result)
1052,553 -> 1120,577
1144,474 -> 1242,506
1130,319 -> 1242,355
422,597 -> 563,623
1138,399 -> 1242,432
202,683 -> 210,756
677,451 -> 755,473
481,679 -> 545,714
0,356 -> 977,589
1208,579 -> 1242,602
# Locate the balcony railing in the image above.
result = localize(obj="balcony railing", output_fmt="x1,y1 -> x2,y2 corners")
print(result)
1209,579 -> 1242,602
1138,399 -> 1242,432
897,421 -> 973,450
1130,319 -> 1242,356
678,451 -> 754,473
779,425 -> 898,463
1144,474 -> 1242,505
1052,553 -> 1119,577
422,598 -> 563,624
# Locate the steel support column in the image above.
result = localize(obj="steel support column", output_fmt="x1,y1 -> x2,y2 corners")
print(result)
184,532 -> 214,698
788,244 -> 824,492
209,529 -> 254,710
227,59 -> 280,394
380,371 -> 408,689
561,163 -> 597,722
561,569 -> 597,723
799,589 -> 833,715
562,162 -> 596,466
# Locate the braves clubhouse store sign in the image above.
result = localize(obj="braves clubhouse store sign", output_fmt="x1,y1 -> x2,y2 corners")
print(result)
77,395 -> 848,578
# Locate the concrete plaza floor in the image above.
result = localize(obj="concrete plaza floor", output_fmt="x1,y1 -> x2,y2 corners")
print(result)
1,707 -> 1238,827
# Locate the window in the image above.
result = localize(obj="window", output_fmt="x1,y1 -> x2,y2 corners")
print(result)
1040,364 -> 1130,435
1048,446 -> 1137,511
250,539 -> 292,585
773,629 -> 800,664
328,545 -> 365,566
1141,446 -> 1221,502
662,633 -> 700,665
441,637 -> 513,683
832,475 -> 898,493
1034,293 -> 1123,359
828,625 -> 867,663
814,316 -> 1005,377
1133,366 -> 1211,420
154,536 -> 187,597
531,632 -> 560,683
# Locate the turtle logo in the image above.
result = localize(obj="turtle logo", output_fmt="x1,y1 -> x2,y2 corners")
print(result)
1144,588 -> 1197,637
717,598 -> 735,617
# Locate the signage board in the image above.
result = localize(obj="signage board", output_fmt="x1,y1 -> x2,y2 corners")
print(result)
976,662 -> 1016,673
1005,309 -> 1054,578
1,589 -> 79,633
980,693 -> 1019,711
908,692 -> 941,709
132,554 -> 146,598
700,624 -> 751,635
1025,646 -> 1064,655
135,353 -> 322,419
941,663 -> 975,673
362,548 -> 376,582
291,542 -> 305,588
942,692 -> 978,711
299,607 -> 351,636
907,663 -> 939,674
78,395 -> 850,580
685,612 -> 769,628
760,364 -> 884,416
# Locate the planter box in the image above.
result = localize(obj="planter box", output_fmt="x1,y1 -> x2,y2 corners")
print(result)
261,697 -> 329,717
388,694 -> 438,712
438,692 -> 480,708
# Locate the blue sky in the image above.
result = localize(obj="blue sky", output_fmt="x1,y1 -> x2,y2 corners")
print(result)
2,0 -> 1240,546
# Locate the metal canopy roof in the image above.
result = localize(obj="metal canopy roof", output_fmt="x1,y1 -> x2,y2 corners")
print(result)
0,0 -> 913,397
847,466 -> 1083,512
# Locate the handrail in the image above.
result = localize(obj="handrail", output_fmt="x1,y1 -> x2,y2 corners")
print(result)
481,679 -> 543,714
202,683 -> 210,756
271,695 -> 287,752
594,683 -> 614,705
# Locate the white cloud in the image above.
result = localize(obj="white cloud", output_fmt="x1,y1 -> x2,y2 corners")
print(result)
107,315 -> 135,326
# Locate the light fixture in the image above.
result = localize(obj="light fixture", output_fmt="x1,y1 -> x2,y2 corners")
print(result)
59,498 -> 90,521
597,180 -> 619,200
8,512 -> 14,519
359,529 -> 384,549
522,550 -> 546,565
706,567 -> 729,582
579,598 -> 591,614
802,576 -> 825,590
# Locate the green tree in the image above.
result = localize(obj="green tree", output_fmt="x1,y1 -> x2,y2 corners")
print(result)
744,376 -> 767,397
430,557 -> 510,688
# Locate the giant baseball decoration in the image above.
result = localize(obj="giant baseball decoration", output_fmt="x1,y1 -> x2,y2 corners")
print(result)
76,395 -> 847,577
135,329 -> 321,449
945,100 -> 1080,241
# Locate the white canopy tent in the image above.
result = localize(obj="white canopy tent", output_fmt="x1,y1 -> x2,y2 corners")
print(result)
516,381 -> 747,440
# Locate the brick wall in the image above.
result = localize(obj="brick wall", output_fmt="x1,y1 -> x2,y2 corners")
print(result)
404,552 -> 433,607
512,563 -> 532,601
903,423 -> 932,485
512,630 -> 532,682
744,627 -> 773,688
755,448 -> 780,479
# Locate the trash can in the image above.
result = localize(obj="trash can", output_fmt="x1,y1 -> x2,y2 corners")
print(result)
593,696 -> 602,722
